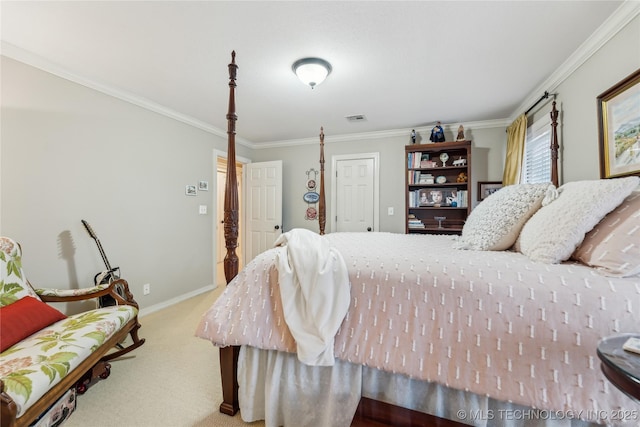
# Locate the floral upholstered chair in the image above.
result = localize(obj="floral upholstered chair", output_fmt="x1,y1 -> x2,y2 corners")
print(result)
1,237 -> 144,427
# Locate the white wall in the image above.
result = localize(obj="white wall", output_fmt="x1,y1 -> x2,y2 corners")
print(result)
1,56 -> 252,310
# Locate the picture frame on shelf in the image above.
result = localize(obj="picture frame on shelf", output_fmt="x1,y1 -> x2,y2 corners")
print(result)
418,188 -> 456,207
477,181 -> 502,201
597,68 -> 640,179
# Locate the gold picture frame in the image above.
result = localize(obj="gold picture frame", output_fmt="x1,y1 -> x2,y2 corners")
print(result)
597,68 -> 640,179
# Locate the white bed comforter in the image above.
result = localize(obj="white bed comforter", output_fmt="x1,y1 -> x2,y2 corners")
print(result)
196,232 -> 640,423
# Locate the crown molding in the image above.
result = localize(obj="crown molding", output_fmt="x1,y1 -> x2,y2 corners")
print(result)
1,41 -> 254,149
254,118 -> 511,149
508,0 -> 640,122
0,42 -> 510,149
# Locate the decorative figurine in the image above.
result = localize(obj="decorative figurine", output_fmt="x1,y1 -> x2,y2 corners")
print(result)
430,121 -> 445,142
456,172 -> 468,182
456,125 -> 465,141
439,152 -> 449,167
411,129 -> 417,144
452,157 -> 467,166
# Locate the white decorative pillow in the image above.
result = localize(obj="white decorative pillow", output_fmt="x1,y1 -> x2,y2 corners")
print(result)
454,183 -> 553,251
518,176 -> 640,264
572,190 -> 640,277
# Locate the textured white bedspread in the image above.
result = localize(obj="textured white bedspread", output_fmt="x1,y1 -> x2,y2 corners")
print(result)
196,232 -> 640,421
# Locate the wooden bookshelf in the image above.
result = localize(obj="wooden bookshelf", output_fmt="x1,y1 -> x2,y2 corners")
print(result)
405,140 -> 472,235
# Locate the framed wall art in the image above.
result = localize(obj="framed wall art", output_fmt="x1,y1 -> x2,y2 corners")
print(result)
477,181 -> 503,201
597,68 -> 640,179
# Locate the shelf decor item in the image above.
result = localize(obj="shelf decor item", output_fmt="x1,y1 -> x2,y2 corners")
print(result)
430,121 -> 445,142
439,152 -> 449,167
434,216 -> 447,229
597,68 -> 640,179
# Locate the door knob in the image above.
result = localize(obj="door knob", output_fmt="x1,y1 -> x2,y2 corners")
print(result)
275,225 -> 280,230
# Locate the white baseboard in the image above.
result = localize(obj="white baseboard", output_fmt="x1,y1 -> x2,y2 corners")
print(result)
138,284 -> 217,318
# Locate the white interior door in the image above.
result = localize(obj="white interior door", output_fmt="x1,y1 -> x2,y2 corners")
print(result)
332,154 -> 379,232
245,160 -> 283,263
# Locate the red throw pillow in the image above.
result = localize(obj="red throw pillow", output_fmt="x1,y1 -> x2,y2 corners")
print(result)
0,296 -> 67,352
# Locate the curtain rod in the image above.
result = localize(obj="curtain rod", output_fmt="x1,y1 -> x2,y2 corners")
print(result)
525,91 -> 551,115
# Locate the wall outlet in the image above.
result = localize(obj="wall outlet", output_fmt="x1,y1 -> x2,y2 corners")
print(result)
143,283 -> 151,295
388,207 -> 394,215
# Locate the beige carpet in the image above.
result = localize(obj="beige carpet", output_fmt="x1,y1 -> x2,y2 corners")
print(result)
64,285 -> 265,427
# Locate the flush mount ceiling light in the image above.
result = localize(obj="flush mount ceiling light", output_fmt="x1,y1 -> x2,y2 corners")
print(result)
292,57 -> 332,89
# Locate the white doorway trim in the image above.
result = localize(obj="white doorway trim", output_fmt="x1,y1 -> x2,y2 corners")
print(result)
330,152 -> 380,233
213,149 -> 250,288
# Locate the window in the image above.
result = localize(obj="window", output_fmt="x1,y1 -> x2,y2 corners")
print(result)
521,116 -> 551,184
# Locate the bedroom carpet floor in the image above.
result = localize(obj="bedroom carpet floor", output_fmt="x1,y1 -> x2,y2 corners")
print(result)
64,284 -> 265,427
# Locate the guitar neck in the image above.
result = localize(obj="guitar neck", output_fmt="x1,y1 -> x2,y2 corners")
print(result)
82,220 -> 112,270
94,240 -> 112,271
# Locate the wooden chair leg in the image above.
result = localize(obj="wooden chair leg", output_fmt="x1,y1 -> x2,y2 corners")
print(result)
102,323 -> 146,362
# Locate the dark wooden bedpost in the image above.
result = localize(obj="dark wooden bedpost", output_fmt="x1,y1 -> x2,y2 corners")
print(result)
219,51 -> 240,416
550,100 -> 559,187
319,127 -> 326,235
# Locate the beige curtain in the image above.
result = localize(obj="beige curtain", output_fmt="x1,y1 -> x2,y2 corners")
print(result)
502,114 -> 527,185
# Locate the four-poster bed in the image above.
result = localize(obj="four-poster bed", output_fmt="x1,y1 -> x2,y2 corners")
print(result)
198,52 -> 640,426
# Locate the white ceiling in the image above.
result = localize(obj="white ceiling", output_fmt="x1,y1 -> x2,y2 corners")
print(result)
0,1 -> 627,146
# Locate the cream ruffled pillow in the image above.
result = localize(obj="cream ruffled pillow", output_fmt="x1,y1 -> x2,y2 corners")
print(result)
518,176 -> 640,264
454,183 -> 553,251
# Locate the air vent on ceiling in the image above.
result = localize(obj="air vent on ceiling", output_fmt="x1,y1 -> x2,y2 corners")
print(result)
345,114 -> 367,122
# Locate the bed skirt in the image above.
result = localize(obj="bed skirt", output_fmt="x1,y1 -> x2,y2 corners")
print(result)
238,346 -> 601,427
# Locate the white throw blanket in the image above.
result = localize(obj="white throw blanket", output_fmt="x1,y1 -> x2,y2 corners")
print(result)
273,228 -> 350,366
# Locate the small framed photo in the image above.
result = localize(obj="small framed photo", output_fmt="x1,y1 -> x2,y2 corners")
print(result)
477,181 -> 503,201
597,68 -> 640,179
185,185 -> 197,196
198,180 -> 209,191
418,188 -> 456,207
